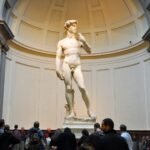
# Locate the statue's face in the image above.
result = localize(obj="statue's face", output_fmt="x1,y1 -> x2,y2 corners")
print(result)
68,23 -> 78,34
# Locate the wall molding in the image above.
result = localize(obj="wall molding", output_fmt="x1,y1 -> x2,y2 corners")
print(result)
9,39 -> 148,59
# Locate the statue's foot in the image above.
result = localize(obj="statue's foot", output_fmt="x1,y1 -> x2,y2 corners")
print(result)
65,112 -> 75,119
87,111 -> 96,120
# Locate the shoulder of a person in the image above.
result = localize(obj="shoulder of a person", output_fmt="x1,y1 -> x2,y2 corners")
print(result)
71,132 -> 76,138
92,131 -> 103,137
119,134 -> 129,143
58,38 -> 67,45
29,127 -> 34,131
101,131 -> 119,139
29,127 -> 39,133
39,129 -> 44,134
121,132 -> 129,137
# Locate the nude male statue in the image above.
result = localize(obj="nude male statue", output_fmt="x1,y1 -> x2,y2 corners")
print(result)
56,20 -> 94,119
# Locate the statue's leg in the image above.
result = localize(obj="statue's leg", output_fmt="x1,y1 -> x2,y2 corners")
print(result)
63,63 -> 76,118
73,66 -> 93,117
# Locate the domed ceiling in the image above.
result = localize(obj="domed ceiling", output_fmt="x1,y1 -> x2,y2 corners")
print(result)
8,0 -> 149,54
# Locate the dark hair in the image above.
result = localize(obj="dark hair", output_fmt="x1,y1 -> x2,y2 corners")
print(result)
34,121 -> 39,128
64,127 -> 71,133
102,118 -> 114,130
14,124 -> 18,129
82,129 -> 89,136
94,123 -> 100,129
0,119 -> 5,128
120,124 -> 127,131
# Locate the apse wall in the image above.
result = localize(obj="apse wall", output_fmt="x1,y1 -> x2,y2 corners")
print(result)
3,41 -> 150,130
2,0 -> 150,130
8,0 -> 149,53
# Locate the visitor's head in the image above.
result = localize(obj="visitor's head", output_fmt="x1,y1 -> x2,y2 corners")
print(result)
20,127 -> 25,133
4,124 -> 10,132
0,119 -> 5,128
14,124 -> 18,129
101,118 -> 114,132
120,124 -> 127,132
34,121 -> 40,128
94,122 -> 100,132
64,127 -> 71,133
47,128 -> 51,133
82,129 -> 89,136
64,19 -> 78,33
21,127 -> 25,130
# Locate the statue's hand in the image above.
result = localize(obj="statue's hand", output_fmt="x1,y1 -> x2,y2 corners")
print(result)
56,70 -> 64,80
77,33 -> 92,54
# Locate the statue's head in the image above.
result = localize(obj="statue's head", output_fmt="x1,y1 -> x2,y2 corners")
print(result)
64,19 -> 78,31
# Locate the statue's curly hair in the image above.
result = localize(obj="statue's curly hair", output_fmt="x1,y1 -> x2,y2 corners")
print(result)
64,19 -> 78,30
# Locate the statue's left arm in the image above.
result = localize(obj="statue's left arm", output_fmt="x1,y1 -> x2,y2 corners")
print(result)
78,33 -> 91,54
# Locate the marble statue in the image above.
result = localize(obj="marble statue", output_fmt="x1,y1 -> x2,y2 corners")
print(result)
56,20 -> 95,120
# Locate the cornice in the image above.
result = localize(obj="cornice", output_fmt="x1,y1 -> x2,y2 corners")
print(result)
9,39 -> 148,59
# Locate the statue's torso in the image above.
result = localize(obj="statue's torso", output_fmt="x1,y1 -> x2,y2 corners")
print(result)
60,38 -> 83,66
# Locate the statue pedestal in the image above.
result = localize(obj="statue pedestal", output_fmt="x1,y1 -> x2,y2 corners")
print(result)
63,116 -> 96,138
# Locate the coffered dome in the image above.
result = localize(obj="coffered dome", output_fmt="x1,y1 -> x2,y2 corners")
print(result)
8,0 -> 149,54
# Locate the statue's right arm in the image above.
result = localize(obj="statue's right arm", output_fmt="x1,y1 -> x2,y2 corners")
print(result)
56,41 -> 64,80
78,33 -> 91,54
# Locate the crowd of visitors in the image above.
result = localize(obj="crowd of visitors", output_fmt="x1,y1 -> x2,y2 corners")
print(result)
0,118 -> 149,150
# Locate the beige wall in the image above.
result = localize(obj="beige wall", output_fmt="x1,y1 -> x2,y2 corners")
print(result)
2,42 -> 150,130
2,0 -> 150,130
8,0 -> 149,53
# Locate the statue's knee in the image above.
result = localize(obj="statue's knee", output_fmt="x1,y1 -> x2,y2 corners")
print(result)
66,86 -> 74,93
